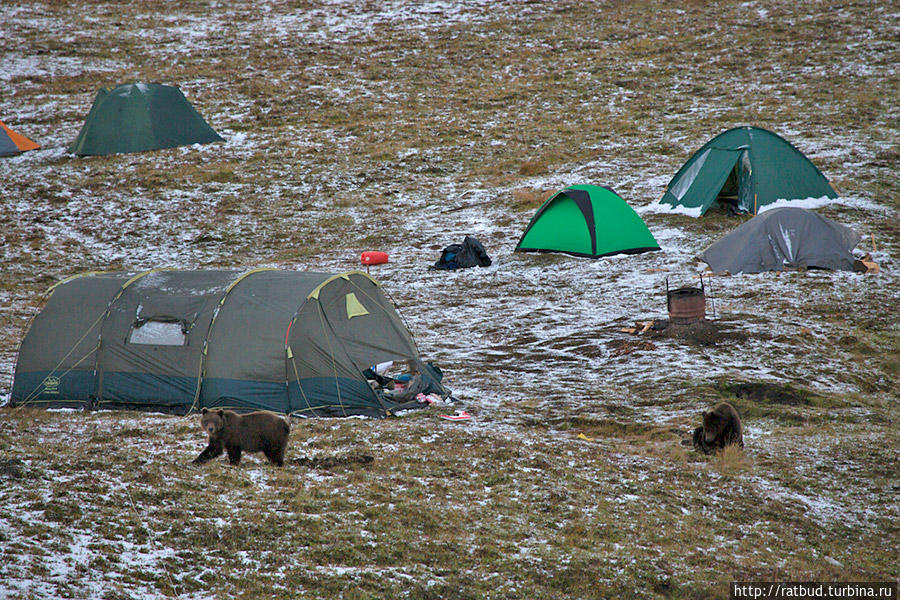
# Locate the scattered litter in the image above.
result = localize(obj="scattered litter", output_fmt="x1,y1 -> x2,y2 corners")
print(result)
365,360 -> 453,407
577,433 -> 594,441
439,411 -> 472,422
615,316 -> 749,346
852,253 -> 880,274
416,393 -> 443,405
620,321 -> 659,335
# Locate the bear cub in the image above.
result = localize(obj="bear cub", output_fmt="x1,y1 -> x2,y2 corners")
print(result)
193,408 -> 290,466
692,402 -> 743,455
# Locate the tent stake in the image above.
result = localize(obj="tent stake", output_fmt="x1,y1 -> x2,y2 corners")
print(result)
665,277 -> 670,314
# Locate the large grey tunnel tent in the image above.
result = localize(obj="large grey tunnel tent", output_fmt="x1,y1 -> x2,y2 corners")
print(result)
11,269 -> 445,417
701,207 -> 861,273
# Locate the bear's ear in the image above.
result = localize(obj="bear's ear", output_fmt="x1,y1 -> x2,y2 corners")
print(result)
201,407 -> 208,415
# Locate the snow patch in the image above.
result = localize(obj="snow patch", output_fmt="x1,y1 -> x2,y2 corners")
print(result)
640,200 -> 704,217
758,194 -> 888,214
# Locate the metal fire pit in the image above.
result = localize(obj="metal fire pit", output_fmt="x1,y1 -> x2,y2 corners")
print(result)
667,281 -> 706,324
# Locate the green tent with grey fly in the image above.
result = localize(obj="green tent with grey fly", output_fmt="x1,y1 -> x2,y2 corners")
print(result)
658,126 -> 837,216
70,83 -> 223,156
515,184 -> 660,258
11,269 -> 447,417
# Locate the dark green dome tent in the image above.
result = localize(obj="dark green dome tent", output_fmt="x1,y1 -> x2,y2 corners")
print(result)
69,83 -> 223,156
11,269 -> 445,417
515,184 -> 660,258
659,126 -> 837,217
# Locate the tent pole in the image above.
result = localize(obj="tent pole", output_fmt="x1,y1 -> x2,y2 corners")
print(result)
189,268 -> 277,414
92,269 -> 158,407
665,277 -> 670,314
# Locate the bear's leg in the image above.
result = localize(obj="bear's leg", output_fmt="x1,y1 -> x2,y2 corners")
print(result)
226,445 -> 242,465
193,440 -> 223,464
692,426 -> 712,454
261,441 -> 284,466
269,444 -> 286,467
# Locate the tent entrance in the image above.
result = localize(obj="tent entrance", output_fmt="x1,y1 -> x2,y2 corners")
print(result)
667,148 -> 743,215
714,149 -> 753,214
716,164 -> 739,203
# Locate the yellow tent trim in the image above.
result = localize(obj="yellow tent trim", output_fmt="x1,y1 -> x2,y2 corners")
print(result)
45,271 -> 103,296
345,292 -> 369,319
223,267 -> 277,298
307,270 -> 379,300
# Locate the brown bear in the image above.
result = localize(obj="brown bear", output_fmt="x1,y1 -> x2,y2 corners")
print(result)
692,402 -> 743,455
193,408 -> 290,466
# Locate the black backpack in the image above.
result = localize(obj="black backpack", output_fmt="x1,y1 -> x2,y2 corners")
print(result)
430,236 -> 492,270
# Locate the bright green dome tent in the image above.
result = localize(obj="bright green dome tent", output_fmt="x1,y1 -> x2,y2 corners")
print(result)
69,83 -> 223,156
658,126 -> 837,217
515,184 -> 660,258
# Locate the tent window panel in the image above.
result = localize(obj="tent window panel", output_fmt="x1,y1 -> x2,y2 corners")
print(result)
346,293 -> 370,319
669,149 -> 710,201
128,321 -> 186,346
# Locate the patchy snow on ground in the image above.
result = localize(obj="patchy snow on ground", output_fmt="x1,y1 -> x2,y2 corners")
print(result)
640,199 -> 704,217
0,0 -> 895,414
1,0 -> 898,596
640,193 -> 894,217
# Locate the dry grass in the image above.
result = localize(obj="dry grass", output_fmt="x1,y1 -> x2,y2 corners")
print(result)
1,0 -> 899,598
518,160 -> 548,177
711,443 -> 753,476
508,186 -> 554,211
1,405 -> 896,599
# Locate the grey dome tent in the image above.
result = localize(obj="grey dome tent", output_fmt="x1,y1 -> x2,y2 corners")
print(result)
11,269 -> 446,417
659,126 -> 837,216
69,83 -> 223,156
700,207 -> 860,274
